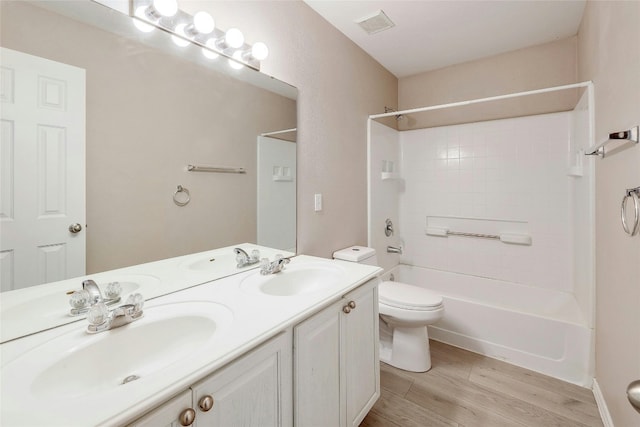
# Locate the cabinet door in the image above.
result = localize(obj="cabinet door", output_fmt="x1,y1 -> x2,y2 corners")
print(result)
127,390 -> 194,427
343,280 -> 380,427
192,331 -> 292,427
293,300 -> 342,427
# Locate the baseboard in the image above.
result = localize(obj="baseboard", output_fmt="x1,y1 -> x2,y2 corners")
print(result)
592,378 -> 614,427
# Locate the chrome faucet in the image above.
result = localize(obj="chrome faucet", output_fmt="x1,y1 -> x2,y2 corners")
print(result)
69,280 -> 123,316
86,293 -> 144,334
260,255 -> 291,275
83,279 -> 103,305
234,247 -> 261,268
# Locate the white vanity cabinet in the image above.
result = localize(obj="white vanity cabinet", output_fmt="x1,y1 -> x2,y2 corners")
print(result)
294,278 -> 380,427
191,330 -> 292,427
129,331 -> 292,427
128,390 -> 195,427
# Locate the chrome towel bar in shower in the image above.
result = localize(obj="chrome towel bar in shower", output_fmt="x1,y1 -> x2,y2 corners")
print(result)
587,125 -> 639,157
622,187 -> 640,236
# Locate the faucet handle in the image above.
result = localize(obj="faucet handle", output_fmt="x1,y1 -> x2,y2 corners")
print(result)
125,293 -> 144,312
69,289 -> 90,309
87,302 -> 109,326
104,282 -> 122,299
260,257 -> 270,274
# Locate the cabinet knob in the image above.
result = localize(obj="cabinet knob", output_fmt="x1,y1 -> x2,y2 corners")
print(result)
348,301 -> 356,309
343,305 -> 351,314
178,408 -> 196,426
199,395 -> 215,412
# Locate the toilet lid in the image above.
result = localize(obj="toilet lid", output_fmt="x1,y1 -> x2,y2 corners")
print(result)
379,281 -> 443,310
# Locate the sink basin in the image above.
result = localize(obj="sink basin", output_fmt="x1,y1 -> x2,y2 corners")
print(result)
179,251 -> 244,275
181,252 -> 238,272
240,262 -> 345,296
2,301 -> 233,399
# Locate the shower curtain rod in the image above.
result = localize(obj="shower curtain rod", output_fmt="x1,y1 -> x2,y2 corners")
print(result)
369,81 -> 593,120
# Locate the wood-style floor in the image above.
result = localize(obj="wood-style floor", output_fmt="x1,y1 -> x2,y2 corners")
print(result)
360,340 -> 603,427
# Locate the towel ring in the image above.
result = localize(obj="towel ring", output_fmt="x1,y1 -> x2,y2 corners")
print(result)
621,187 -> 640,236
173,185 -> 190,207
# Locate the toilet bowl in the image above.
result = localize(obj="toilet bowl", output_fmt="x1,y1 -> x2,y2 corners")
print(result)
332,246 -> 444,372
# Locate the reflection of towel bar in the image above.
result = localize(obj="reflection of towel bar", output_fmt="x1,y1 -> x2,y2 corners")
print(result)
187,165 -> 246,174
426,227 -> 532,245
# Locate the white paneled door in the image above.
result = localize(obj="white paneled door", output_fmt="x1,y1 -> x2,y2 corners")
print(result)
0,48 -> 86,291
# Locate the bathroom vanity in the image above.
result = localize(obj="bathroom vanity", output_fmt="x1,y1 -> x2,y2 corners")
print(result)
0,248 -> 381,426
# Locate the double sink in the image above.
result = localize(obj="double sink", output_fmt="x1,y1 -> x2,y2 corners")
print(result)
1,252 -> 352,424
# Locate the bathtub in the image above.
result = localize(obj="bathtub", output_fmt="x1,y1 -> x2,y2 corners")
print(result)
384,264 -> 594,387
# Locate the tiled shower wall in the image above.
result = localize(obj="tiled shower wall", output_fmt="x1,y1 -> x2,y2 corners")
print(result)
399,113 -> 573,292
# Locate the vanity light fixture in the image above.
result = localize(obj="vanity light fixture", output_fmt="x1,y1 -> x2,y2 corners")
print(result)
130,0 -> 268,70
202,39 -> 220,59
144,0 -> 178,19
244,42 -> 269,62
187,11 -> 215,36
229,51 -> 245,70
217,27 -> 245,50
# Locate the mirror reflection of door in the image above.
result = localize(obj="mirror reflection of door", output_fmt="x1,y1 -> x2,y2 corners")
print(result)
0,48 -> 86,291
257,135 -> 296,252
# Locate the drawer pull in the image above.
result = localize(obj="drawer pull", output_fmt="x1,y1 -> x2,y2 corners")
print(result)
343,301 -> 356,314
199,395 -> 214,412
179,408 -> 196,426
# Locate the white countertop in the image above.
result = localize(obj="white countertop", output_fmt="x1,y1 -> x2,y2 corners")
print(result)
0,253 -> 381,426
0,244 -> 292,343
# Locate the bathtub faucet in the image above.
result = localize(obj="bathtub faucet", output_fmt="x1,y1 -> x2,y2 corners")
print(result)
387,245 -> 403,254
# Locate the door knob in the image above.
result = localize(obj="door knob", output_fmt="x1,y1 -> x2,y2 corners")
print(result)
68,223 -> 83,233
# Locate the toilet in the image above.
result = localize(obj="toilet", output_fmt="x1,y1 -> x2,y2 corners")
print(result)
333,246 -> 444,372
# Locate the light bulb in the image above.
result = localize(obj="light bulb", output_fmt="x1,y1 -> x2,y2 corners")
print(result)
193,11 -> 215,34
151,0 -> 178,17
251,42 -> 269,61
228,51 -> 244,70
172,28 -> 190,47
133,6 -> 154,32
203,39 -> 220,59
225,28 -> 245,49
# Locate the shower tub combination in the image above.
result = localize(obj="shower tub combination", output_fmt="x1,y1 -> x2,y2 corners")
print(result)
382,264 -> 593,386
368,82 -> 596,387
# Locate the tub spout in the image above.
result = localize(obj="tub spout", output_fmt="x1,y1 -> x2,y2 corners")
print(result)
387,245 -> 403,254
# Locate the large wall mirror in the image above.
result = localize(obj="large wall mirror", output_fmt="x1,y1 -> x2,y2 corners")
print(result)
0,1 -> 297,294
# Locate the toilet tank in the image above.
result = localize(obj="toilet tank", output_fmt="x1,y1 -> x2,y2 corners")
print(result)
332,246 -> 378,266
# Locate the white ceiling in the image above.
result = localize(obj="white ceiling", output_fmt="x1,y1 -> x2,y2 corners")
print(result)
304,0 -> 586,78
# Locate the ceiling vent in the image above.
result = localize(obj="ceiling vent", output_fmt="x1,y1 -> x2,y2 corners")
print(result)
355,10 -> 395,35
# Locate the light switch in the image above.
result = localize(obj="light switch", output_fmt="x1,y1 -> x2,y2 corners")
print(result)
314,193 -> 322,212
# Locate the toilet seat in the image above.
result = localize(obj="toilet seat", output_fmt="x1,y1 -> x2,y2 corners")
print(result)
379,281 -> 443,311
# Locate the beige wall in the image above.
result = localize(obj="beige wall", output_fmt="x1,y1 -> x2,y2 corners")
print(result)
1,2 -> 296,273
182,1 -> 399,258
398,37 -> 578,128
578,1 -> 640,425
